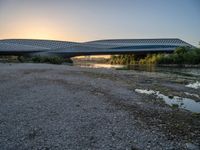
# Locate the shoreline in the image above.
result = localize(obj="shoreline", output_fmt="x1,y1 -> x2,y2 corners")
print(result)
1,57 -> 200,68
156,64 -> 200,68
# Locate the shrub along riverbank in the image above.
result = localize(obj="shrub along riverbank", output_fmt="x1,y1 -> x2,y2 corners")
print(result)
110,47 -> 200,65
0,55 -> 73,64
31,56 -> 73,64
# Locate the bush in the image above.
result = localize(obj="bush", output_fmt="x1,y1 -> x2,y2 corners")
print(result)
17,56 -> 26,62
175,47 -> 188,55
138,54 -> 163,65
109,47 -> 200,65
157,47 -> 200,65
110,54 -> 136,65
31,56 -> 73,64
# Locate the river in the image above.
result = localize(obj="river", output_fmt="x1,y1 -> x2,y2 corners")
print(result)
74,62 -> 200,77
73,62 -> 200,113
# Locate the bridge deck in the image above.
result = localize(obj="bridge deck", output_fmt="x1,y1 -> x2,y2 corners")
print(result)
0,38 -> 193,57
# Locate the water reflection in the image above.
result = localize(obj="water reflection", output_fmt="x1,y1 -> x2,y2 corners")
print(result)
123,65 -> 200,77
74,63 -> 200,77
123,65 -> 157,72
135,89 -> 200,113
74,63 -> 124,69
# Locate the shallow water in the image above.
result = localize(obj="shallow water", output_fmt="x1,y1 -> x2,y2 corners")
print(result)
125,65 -> 200,76
135,89 -> 200,113
74,63 -> 124,69
74,63 -> 200,77
75,62 -> 200,112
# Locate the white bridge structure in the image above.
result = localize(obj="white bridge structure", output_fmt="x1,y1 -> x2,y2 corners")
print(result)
0,38 -> 193,57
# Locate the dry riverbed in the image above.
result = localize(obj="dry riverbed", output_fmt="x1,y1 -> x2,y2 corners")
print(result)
0,63 -> 199,149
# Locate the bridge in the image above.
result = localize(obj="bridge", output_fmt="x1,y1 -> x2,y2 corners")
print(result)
0,38 -> 193,57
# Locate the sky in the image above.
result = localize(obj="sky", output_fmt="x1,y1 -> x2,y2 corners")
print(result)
0,0 -> 199,46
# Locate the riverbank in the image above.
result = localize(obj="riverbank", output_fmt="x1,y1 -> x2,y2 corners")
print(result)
157,64 -> 200,68
0,63 -> 199,149
109,47 -> 200,66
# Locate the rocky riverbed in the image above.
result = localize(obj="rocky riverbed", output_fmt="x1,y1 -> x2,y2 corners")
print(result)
0,63 -> 199,149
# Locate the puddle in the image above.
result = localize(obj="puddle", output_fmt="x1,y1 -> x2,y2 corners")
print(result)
186,81 -> 200,89
135,89 -> 155,95
135,89 -> 200,113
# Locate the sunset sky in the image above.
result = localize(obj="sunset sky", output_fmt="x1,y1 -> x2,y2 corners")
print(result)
0,0 -> 199,46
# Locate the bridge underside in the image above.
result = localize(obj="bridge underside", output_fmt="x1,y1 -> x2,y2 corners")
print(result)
50,49 -> 175,58
0,39 -> 193,58
0,49 -> 175,58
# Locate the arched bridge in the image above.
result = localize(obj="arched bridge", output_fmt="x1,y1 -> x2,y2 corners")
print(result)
0,38 -> 193,57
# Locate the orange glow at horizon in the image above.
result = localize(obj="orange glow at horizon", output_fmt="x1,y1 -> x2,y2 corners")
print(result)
0,16 -> 86,42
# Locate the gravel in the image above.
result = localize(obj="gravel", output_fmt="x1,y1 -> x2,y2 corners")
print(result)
0,63 -> 199,149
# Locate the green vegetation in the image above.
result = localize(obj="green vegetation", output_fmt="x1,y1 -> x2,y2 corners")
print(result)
0,55 -> 73,64
138,54 -> 163,65
109,47 -> 200,65
18,56 -> 27,62
31,56 -> 73,64
157,47 -> 200,65
110,54 -> 136,65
